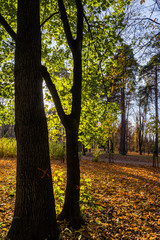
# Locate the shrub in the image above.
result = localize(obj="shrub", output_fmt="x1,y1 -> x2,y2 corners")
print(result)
49,141 -> 66,162
92,148 -> 101,162
0,138 -> 17,158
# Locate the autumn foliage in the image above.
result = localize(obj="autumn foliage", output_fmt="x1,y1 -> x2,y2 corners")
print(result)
0,158 -> 160,239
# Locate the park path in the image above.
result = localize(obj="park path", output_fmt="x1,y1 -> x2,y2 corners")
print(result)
81,154 -> 157,167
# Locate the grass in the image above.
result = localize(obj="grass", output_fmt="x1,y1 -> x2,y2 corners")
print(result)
0,158 -> 159,239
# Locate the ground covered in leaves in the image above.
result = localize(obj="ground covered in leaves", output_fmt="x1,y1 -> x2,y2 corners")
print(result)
0,157 -> 160,239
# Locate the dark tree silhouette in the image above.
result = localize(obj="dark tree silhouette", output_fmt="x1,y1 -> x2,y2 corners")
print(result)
1,1 -> 59,239
41,0 -> 84,229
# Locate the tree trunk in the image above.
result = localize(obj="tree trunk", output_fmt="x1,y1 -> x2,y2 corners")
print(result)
58,125 -> 83,228
59,43 -> 84,227
7,0 -> 59,239
82,144 -> 86,155
120,85 -> 126,155
41,0 -> 83,228
138,111 -> 143,155
57,45 -> 83,227
139,130 -> 142,155
153,65 -> 159,167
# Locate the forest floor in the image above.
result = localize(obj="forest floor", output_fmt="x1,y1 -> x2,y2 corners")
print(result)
0,155 -> 160,239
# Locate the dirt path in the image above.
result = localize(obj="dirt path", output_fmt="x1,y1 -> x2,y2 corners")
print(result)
82,153 -> 158,167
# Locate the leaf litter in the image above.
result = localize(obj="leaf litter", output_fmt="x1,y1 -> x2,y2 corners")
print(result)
0,158 -> 160,239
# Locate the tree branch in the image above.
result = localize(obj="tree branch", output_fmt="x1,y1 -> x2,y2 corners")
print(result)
83,12 -> 101,55
0,14 -> 17,41
130,17 -> 160,25
41,65 -> 67,126
76,0 -> 83,47
40,12 -> 59,27
83,12 -> 93,40
58,0 -> 75,52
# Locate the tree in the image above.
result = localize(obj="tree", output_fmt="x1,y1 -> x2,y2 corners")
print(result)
41,0 -> 130,226
0,12 -> 15,128
1,0 -> 131,232
108,44 -> 138,155
41,0 -> 83,228
136,106 -> 145,155
79,100 -> 119,152
123,0 -> 160,64
0,0 -> 59,239
139,53 -> 160,167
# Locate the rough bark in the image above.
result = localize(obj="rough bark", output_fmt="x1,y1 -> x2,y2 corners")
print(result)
58,125 -> 83,228
58,48 -> 84,227
6,0 -> 59,239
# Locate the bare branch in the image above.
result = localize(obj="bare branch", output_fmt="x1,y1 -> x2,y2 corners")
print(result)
130,17 -> 160,26
0,13 -> 17,41
135,32 -> 160,59
155,0 -> 160,9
